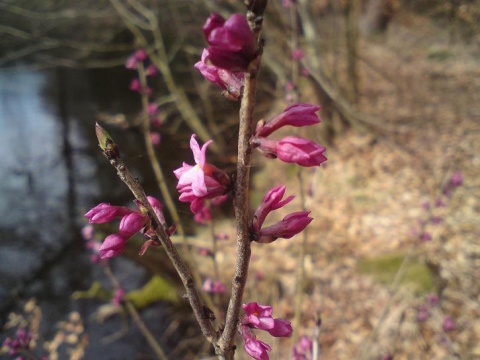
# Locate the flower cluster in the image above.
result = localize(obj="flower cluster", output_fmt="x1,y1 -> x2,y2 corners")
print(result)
251,185 -> 313,243
195,13 -> 257,99
173,134 -> 230,213
240,302 -> 293,360
85,196 -> 173,259
2,328 -> 34,358
126,49 -> 162,145
252,103 -> 327,167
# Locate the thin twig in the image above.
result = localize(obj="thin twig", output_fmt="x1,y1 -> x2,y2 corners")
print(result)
97,130 -> 219,348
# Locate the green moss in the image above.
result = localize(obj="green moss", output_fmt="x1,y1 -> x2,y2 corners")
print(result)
126,275 -> 179,309
357,253 -> 434,294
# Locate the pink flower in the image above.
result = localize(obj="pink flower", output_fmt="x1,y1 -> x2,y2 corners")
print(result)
450,171 -> 463,187
252,185 -> 294,232
86,197 -> 167,259
147,103 -> 159,116
125,49 -> 147,69
292,336 -> 313,360
129,78 -> 142,92
174,134 -> 230,213
99,233 -> 129,259
255,136 -> 327,167
202,278 -> 226,294
292,48 -> 304,60
150,132 -> 161,147
442,316 -> 457,332
255,103 -> 321,138
195,49 -> 244,99
119,212 -> 148,237
194,204 -> 212,224
268,318 -> 293,337
203,13 -> 256,72
145,64 -> 158,76
112,288 -> 125,306
257,211 -> 313,243
243,302 -> 275,331
85,203 -> 134,223
244,337 -> 271,360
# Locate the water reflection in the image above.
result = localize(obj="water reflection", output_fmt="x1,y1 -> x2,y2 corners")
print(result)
0,68 -> 176,357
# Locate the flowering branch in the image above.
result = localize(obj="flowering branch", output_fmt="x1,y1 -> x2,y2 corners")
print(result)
218,2 -> 268,357
94,124 -> 219,347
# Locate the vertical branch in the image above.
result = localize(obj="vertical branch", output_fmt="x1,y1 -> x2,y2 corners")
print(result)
219,1 -> 268,357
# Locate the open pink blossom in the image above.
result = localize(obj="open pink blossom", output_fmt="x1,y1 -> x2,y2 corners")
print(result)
255,103 -> 321,138
174,134 -> 230,213
255,136 -> 327,167
202,13 -> 256,72
243,302 -> 275,330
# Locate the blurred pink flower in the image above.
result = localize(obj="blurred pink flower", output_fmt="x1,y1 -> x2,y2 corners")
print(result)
145,64 -> 158,76
202,278 -> 226,294
150,132 -> 161,147
292,48 -> 304,60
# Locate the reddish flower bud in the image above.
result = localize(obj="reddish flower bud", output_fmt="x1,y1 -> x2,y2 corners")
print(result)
257,211 -> 313,243
203,13 -> 256,72
99,233 -> 128,259
255,103 -> 321,138
253,185 -> 294,232
85,203 -> 134,224
119,212 -> 148,237
256,136 -> 327,167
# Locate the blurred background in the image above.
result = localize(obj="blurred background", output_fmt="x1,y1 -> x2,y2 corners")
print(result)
0,0 -> 479,359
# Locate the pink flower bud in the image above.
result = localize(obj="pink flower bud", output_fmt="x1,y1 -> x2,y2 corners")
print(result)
145,64 -> 158,76
253,185 -> 294,231
257,211 -> 313,243
85,203 -> 134,224
119,212 -> 147,237
244,338 -> 271,360
203,13 -> 256,72
292,48 -> 304,60
99,233 -> 128,259
255,103 -> 321,138
150,132 -> 161,147
268,319 -> 293,337
256,136 -> 327,167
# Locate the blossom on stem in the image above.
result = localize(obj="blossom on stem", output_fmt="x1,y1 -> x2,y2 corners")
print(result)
292,336 -> 313,360
125,49 -> 147,69
85,196 -> 167,259
252,185 -> 294,232
85,203 -> 134,224
174,134 -> 230,213
257,211 -> 313,243
254,136 -> 327,167
255,103 -> 321,138
202,13 -> 256,72
195,49 -> 244,99
240,302 -> 293,360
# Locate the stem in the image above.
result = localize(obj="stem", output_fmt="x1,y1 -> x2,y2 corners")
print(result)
219,2 -> 268,357
104,265 -> 169,360
99,137 -> 219,349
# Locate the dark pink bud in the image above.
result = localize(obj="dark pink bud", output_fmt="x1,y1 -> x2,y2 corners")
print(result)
420,232 -> 432,242
112,288 -> 125,306
253,185 -> 294,231
244,338 -> 271,360
85,203 -> 134,223
204,13 -> 256,72
255,103 -> 321,138
150,132 -> 161,147
257,211 -> 313,243
119,213 -> 147,237
134,49 -> 147,61
267,319 -> 293,337
292,48 -> 304,60
99,233 -> 128,259
145,64 -> 158,76
129,78 -> 141,92
203,13 -> 226,38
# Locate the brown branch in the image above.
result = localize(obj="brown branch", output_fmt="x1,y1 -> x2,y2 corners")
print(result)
96,126 -> 219,349
218,1 -> 268,358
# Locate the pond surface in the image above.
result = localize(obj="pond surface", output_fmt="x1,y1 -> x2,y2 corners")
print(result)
0,67 -> 188,358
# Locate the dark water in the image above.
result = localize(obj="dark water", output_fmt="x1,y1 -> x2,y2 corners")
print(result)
0,67 -> 188,358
